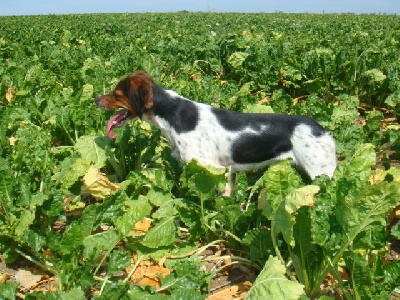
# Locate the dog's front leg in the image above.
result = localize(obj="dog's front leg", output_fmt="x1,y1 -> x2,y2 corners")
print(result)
221,166 -> 233,197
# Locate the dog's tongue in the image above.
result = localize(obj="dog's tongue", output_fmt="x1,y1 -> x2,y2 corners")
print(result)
107,110 -> 127,139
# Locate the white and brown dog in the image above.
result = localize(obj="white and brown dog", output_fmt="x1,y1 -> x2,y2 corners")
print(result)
95,71 -> 336,195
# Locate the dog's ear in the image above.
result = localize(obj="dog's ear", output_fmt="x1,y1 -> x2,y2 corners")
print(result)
127,71 -> 154,118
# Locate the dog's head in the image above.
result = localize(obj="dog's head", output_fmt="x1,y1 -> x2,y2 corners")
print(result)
95,71 -> 154,138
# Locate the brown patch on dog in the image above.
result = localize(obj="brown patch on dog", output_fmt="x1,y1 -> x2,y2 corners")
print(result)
95,71 -> 154,118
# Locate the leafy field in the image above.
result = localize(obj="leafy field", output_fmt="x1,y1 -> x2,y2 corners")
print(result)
1,12 -> 400,299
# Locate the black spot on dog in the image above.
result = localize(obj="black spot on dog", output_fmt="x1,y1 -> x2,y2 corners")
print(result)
153,86 -> 199,133
232,133 -> 293,164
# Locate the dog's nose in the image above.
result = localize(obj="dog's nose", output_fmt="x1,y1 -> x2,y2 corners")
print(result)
94,96 -> 101,105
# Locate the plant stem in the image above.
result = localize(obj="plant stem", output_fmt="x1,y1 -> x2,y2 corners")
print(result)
123,254 -> 144,284
271,219 -> 297,282
15,248 -> 57,275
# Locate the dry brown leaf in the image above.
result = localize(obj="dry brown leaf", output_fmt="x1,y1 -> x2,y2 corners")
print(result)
388,205 -> 400,224
5,86 -> 15,103
292,95 -> 309,105
14,268 -> 44,292
258,96 -> 271,104
0,273 -> 9,284
126,259 -> 171,289
81,167 -> 120,200
206,281 -> 252,300
8,136 -> 17,146
338,266 -> 349,282
133,219 -> 152,235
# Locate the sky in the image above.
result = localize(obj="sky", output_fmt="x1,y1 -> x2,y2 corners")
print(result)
1,0 -> 399,16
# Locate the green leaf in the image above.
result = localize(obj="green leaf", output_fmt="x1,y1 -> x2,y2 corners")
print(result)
181,160 -> 225,198
245,256 -> 304,300
363,69 -> 387,82
391,224 -> 400,239
343,251 -> 373,297
108,250 -> 131,276
23,229 -> 46,253
273,185 -> 320,247
83,230 -> 121,261
161,255 -> 210,297
146,189 -> 174,207
14,211 -> 34,236
329,95 -> 359,130
114,196 -> 152,236
60,226 -> 84,255
243,103 -> 274,114
53,157 -> 92,189
382,260 -> 400,289
259,160 -> 303,219
0,281 -> 19,300
141,216 -> 177,248
79,84 -> 94,102
384,90 -> 400,108
74,135 -> 111,168
333,143 -> 376,183
59,287 -> 85,300
242,228 -> 274,261
336,181 -> 399,244
142,169 -> 174,193
228,51 -> 249,68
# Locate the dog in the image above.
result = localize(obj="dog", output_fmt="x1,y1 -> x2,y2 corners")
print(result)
95,71 -> 336,196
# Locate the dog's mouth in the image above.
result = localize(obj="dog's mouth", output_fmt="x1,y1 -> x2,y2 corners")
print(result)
107,109 -> 133,139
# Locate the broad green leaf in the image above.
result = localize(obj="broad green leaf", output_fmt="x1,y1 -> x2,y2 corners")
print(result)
273,185 -> 319,247
343,251 -> 373,295
53,157 -> 92,189
60,226 -> 84,255
14,211 -> 34,236
83,230 -> 121,261
329,95 -> 359,130
22,229 -> 45,253
141,216 -> 177,248
107,250 -> 131,275
243,103 -> 274,114
311,143 -> 376,248
333,143 -> 376,183
79,84 -> 94,102
336,181 -> 399,244
78,204 -> 99,238
152,200 -> 178,219
245,256 -> 304,300
228,51 -> 249,68
384,90 -> 400,108
236,81 -> 252,96
161,255 -> 210,297
242,228 -> 274,261
291,207 -> 321,288
75,135 -> 111,168
391,224 -> 400,239
363,69 -> 387,82
142,169 -> 174,193
59,287 -> 85,300
114,196 -> 152,236
259,160 -> 303,219
146,189 -> 174,207
182,160 -> 225,197
382,260 -> 400,289
0,281 -> 19,300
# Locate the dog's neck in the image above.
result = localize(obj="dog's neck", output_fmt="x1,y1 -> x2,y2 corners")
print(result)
142,85 -> 199,134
